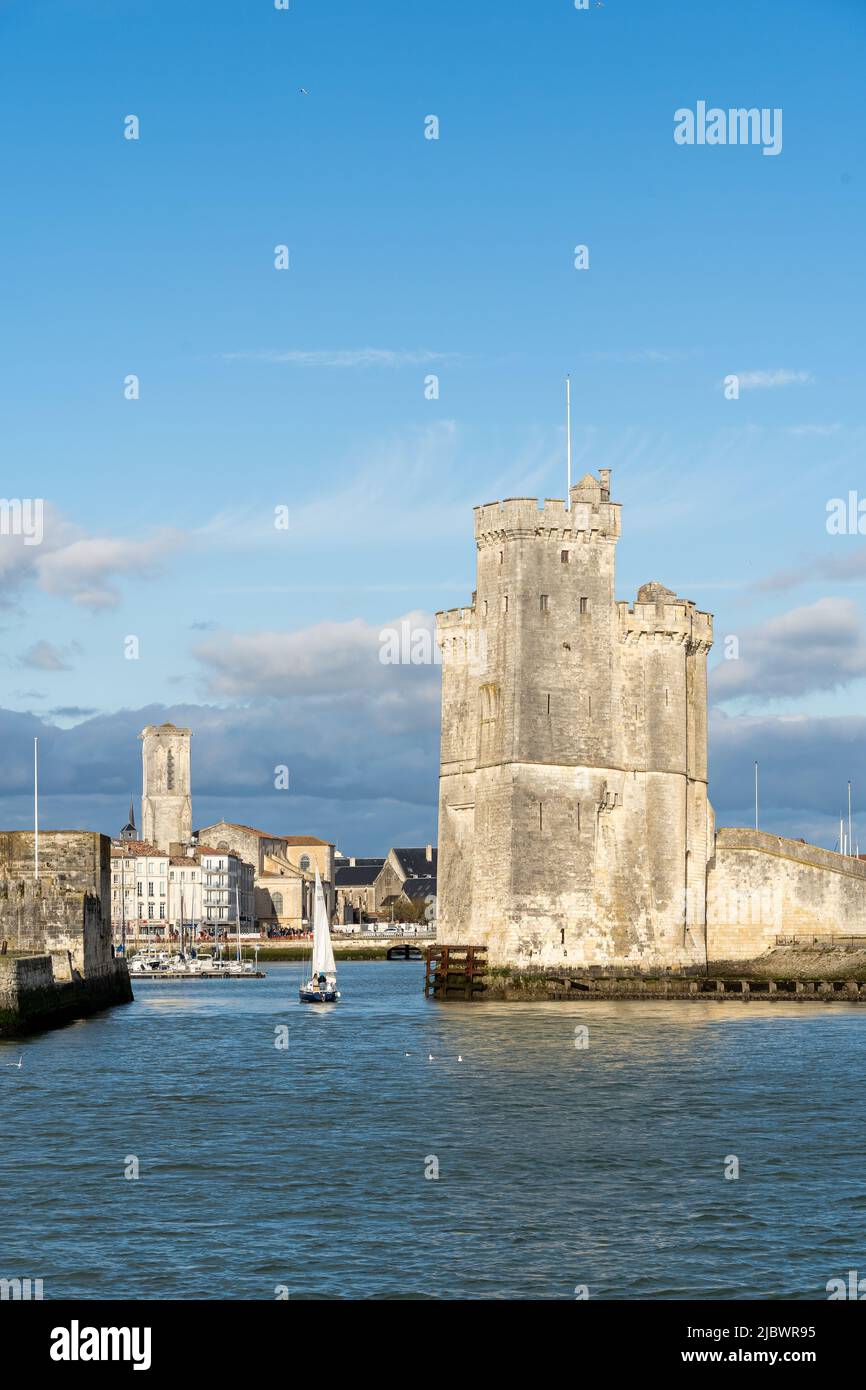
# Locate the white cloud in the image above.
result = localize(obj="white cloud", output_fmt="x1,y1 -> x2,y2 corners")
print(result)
221,348 -> 457,368
193,611 -> 440,705
711,597 -> 866,702
36,531 -> 183,608
0,508 -> 186,610
732,369 -> 813,390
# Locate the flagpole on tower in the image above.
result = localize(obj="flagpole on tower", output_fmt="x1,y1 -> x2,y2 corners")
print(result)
566,374 -> 572,510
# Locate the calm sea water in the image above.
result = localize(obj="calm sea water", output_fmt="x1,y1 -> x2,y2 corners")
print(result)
1,961 -> 864,1300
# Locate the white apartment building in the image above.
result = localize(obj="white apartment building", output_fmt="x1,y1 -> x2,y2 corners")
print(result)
110,841 -> 170,940
196,845 -> 255,935
111,841 -> 254,941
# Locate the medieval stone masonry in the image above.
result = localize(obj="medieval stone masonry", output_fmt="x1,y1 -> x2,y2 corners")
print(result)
140,723 -> 193,852
435,471 -> 866,969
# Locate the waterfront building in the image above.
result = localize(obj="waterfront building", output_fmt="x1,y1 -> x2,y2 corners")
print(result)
197,821 -> 334,931
373,846 -> 437,914
110,841 -> 254,939
334,858 -> 385,924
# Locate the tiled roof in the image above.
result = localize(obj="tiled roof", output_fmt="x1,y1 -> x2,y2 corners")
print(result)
197,821 -> 281,839
393,847 -> 438,879
401,875 -> 437,900
197,822 -> 333,846
110,841 -> 166,858
335,864 -> 383,887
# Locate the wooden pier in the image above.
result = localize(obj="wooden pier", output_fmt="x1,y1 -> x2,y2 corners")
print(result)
425,944 -> 487,1000
424,945 -> 866,1003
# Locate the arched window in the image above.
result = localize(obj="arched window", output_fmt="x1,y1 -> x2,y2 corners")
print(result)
272,892 -> 283,916
299,855 -> 311,872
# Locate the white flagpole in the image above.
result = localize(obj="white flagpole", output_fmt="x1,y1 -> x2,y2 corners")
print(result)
566,375 -> 572,509
34,736 -> 39,880
754,761 -> 758,831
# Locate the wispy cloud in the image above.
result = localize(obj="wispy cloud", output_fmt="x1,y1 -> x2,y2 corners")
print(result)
786,423 -> 840,436
582,349 -> 695,364
18,640 -> 82,672
755,548 -> 866,592
221,348 -> 458,369
731,369 -> 813,390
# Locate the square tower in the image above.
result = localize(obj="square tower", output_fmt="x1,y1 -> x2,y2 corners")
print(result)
435,471 -> 713,971
140,723 -> 192,851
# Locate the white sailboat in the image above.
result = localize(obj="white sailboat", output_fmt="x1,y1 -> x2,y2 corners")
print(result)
299,868 -> 340,1003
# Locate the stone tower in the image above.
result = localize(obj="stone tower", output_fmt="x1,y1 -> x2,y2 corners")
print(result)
140,723 -> 192,852
435,470 -> 713,969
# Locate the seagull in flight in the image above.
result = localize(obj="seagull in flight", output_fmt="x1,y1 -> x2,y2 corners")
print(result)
7,1056 -> 23,1069
299,87 -> 309,96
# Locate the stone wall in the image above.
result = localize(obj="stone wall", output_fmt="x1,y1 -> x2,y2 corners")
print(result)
707,828 -> 866,961
0,831 -> 113,976
0,830 -> 131,1033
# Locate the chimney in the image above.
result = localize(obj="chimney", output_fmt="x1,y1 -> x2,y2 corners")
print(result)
599,468 -> 611,498
425,843 -> 433,863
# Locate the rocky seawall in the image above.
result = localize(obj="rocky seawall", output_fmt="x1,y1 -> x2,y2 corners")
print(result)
0,954 -> 133,1036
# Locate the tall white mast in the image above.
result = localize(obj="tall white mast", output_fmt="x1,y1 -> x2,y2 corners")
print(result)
566,374 -> 572,509
34,737 -> 39,881
754,761 -> 759,831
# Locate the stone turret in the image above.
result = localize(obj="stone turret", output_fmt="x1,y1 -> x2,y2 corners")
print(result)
140,724 -> 192,852
435,470 -> 714,970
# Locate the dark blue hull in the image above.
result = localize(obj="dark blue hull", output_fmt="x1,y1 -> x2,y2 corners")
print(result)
299,988 -> 338,1004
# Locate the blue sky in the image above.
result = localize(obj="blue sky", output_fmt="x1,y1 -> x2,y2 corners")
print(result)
1,0 -> 865,851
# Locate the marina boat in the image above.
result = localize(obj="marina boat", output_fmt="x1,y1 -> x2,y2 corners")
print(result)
299,869 -> 340,1004
129,949 -> 173,974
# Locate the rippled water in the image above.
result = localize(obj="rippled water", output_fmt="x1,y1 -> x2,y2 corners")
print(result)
1,961 -> 864,1299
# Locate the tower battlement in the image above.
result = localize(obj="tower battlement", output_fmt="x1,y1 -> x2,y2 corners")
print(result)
618,589 -> 713,651
474,476 -> 621,545
436,605 -> 475,629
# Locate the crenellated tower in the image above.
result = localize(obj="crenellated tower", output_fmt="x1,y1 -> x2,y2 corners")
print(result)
435,470 -> 714,969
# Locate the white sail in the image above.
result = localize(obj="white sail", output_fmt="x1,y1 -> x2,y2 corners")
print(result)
310,868 -> 336,977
